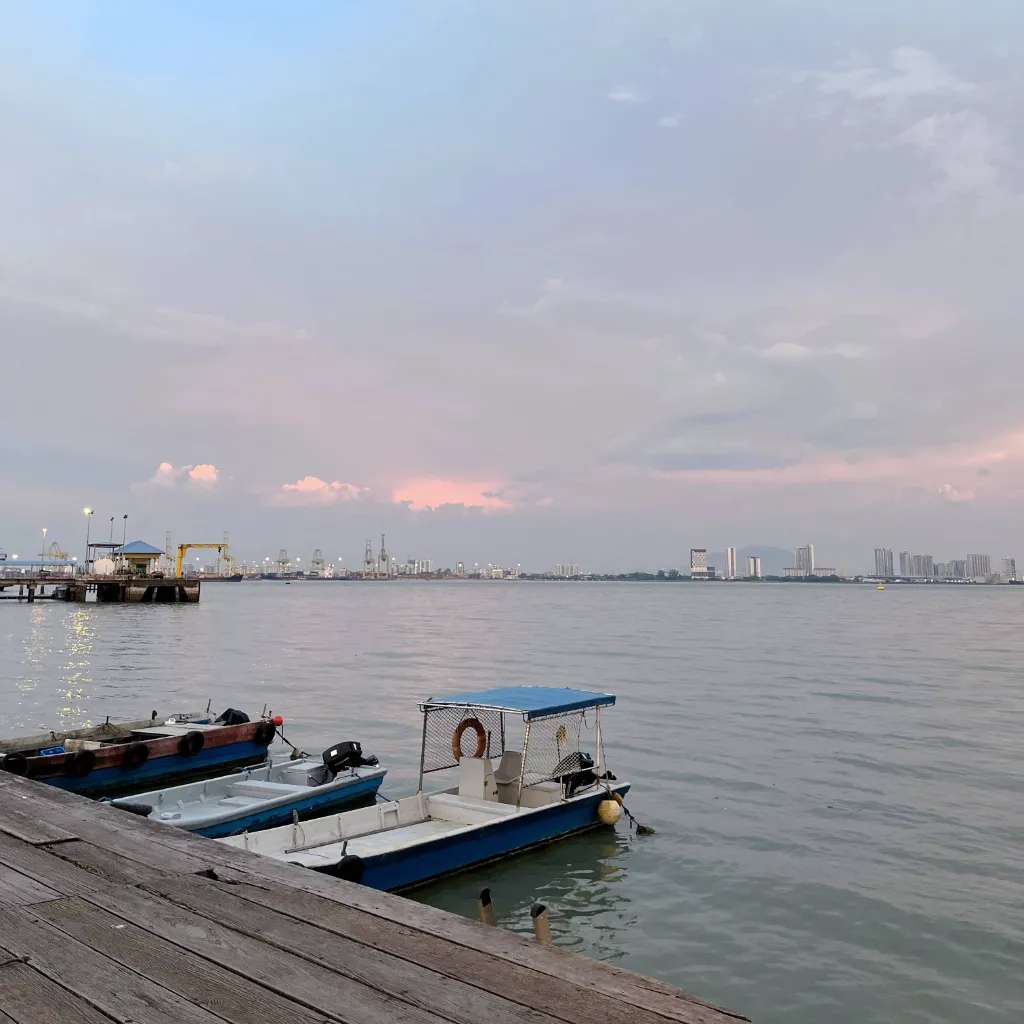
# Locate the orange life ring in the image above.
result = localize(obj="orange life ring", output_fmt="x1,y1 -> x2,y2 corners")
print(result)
452,717 -> 487,761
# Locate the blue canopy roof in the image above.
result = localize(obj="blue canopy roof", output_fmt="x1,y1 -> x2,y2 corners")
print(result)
421,686 -> 615,720
114,540 -> 164,555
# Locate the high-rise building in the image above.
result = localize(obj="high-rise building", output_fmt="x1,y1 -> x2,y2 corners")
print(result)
899,551 -> 912,576
747,555 -> 762,579
690,548 -> 709,579
948,559 -> 967,579
1003,557 -> 1017,581
966,553 -> 991,580
726,546 -> 737,579
874,547 -> 894,577
910,554 -> 933,579
795,545 -> 815,575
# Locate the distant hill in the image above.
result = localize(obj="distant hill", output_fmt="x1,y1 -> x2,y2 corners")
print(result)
708,546 -> 794,577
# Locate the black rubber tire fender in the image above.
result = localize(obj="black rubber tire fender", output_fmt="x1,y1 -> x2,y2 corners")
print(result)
253,721 -> 276,745
122,742 -> 150,770
178,730 -> 205,757
65,749 -> 96,778
332,854 -> 365,882
1,752 -> 28,776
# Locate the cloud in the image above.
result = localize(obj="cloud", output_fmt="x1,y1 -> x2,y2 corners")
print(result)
188,464 -> 219,486
607,86 -> 645,104
937,482 -> 975,504
761,341 -> 812,362
814,47 -> 976,105
136,462 -> 221,490
760,341 -> 867,362
393,478 -> 513,512
274,476 -> 368,507
657,114 -> 680,128
899,111 -> 1004,199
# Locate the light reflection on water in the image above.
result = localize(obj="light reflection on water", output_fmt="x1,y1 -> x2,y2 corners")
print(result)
1,581 -> 1022,1024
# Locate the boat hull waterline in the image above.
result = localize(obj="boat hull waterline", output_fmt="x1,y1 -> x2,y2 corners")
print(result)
223,781 -> 630,892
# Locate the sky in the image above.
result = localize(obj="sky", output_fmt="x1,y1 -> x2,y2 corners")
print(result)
2,1 -> 1023,572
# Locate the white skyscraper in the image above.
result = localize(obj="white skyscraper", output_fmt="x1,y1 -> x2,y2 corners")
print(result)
795,544 -> 815,576
726,546 -> 737,579
747,555 -> 762,579
689,548 -> 709,579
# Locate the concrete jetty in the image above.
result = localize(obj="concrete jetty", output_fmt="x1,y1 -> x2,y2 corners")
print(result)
0,575 -> 200,603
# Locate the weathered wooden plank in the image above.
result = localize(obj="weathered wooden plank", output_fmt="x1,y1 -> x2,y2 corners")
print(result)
138,872 -> 561,1024
49,838 -> 170,888
0,864 -> 62,908
81,884 -> 453,1024
0,788 -> 77,845
0,834 -> 104,897
30,898 -> 335,1024
0,908 -> 228,1024
0,960 -> 116,1024
0,774 -> 748,1024
206,861 -> 748,1022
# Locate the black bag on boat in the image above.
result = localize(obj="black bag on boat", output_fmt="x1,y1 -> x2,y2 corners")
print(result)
214,708 -> 250,726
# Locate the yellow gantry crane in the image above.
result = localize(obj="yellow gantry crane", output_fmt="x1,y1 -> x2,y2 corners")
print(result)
175,543 -> 232,577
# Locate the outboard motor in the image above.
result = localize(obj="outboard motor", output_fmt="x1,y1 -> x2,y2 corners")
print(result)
322,741 -> 379,776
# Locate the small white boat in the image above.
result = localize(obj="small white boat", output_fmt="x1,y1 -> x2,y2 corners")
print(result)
219,687 -> 631,891
111,741 -> 385,837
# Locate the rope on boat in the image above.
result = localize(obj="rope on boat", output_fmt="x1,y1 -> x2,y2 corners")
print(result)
275,725 -> 308,760
608,788 -> 656,836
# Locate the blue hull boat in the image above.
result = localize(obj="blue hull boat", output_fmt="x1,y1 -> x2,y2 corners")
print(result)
0,710 -> 278,799
221,686 -> 634,891
112,741 -> 385,838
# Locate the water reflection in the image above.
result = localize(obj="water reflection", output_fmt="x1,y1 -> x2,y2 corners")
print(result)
58,607 -> 95,729
412,827 -> 638,960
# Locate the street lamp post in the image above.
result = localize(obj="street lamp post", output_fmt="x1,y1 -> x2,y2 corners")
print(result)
40,527 -> 47,569
82,508 -> 94,574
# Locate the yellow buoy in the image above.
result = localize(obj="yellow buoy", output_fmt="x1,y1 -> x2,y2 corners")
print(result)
597,799 -> 622,825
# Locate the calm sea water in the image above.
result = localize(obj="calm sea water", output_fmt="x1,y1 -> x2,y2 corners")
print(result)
1,581 -> 1021,1022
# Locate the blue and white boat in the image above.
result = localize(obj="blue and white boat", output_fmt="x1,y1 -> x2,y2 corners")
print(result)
219,687 -> 630,891
111,741 -> 385,838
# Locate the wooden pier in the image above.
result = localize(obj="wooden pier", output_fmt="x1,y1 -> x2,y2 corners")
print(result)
0,575 -> 200,603
0,773 -> 748,1024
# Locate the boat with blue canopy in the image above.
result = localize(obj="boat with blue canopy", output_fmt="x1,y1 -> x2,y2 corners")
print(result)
219,685 -> 630,891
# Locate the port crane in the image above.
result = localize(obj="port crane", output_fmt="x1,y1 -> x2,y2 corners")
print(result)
175,543 -> 232,577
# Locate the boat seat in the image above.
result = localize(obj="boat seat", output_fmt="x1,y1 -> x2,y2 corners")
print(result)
457,757 -> 497,801
228,780 -> 302,798
429,793 -> 519,825
493,751 -> 523,803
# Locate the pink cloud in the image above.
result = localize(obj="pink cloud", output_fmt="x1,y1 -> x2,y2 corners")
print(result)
275,476 -> 368,506
188,463 -> 219,485
138,461 -> 220,490
651,429 -> 1024,494
392,478 -> 513,511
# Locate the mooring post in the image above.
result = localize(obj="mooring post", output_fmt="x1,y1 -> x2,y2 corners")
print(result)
531,903 -> 552,945
479,888 -> 497,926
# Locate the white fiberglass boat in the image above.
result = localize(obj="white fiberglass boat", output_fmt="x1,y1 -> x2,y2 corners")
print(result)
111,741 -> 384,837
219,686 -> 630,890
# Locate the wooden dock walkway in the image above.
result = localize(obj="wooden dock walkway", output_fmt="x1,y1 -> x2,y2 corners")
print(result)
0,773 -> 748,1024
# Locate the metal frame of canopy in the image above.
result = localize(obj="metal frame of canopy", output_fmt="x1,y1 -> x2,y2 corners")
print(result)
416,686 -> 615,805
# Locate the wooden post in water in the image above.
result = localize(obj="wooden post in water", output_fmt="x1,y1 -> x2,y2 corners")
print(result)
479,887 -> 497,926
531,903 -> 552,945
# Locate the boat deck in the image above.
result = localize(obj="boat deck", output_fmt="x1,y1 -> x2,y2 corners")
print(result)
0,772 -> 749,1024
